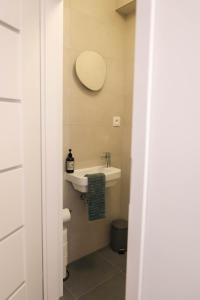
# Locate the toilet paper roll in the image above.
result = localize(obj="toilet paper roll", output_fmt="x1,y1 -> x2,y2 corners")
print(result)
63,208 -> 71,224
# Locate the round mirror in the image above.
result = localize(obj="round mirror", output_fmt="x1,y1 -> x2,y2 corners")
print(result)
75,51 -> 106,91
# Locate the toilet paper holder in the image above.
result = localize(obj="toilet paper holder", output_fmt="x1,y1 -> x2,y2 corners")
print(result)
63,208 -> 72,224
63,208 -> 71,281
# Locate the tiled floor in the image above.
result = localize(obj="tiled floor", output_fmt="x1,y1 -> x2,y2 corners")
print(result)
61,247 -> 126,300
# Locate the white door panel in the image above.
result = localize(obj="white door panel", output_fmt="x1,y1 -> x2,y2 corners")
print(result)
0,0 -> 21,30
0,230 -> 25,299
0,168 -> 23,240
0,102 -> 22,170
0,26 -> 20,100
0,0 -> 43,299
8,285 -> 26,300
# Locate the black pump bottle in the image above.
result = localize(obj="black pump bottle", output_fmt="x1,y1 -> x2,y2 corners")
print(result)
66,149 -> 74,173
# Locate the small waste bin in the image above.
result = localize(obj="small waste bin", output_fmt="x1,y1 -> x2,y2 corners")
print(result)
110,219 -> 128,254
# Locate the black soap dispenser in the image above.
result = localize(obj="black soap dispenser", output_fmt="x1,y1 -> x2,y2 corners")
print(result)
66,149 -> 75,173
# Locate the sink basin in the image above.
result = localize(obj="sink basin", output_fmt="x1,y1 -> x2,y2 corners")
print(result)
65,166 -> 121,193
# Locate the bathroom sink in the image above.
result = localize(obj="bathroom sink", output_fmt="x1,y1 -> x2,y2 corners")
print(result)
65,166 -> 121,193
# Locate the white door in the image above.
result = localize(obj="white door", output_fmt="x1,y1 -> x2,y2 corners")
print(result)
0,1 -> 43,299
127,0 -> 200,299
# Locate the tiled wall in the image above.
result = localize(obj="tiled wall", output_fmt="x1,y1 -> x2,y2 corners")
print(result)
63,0 -> 135,262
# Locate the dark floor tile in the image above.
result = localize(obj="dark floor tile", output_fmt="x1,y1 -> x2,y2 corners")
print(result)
98,247 -> 127,272
79,273 -> 126,300
64,252 -> 119,298
60,288 -> 74,300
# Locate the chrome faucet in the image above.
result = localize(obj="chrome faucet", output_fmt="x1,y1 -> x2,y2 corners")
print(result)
101,152 -> 111,168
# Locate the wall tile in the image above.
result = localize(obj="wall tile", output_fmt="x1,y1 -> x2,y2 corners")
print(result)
68,8 -> 126,59
69,0 -> 116,18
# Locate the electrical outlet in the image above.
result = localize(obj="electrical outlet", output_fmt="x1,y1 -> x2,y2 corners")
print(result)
113,116 -> 121,127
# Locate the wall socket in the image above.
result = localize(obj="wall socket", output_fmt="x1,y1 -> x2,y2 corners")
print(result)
113,116 -> 121,127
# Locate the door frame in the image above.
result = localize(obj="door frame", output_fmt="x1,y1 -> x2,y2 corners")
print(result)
41,0 -> 154,299
126,1 -> 155,300
40,0 -> 64,299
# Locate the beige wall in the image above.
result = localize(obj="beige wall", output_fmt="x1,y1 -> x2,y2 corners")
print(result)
121,13 -> 135,219
63,0 -> 135,262
117,0 -> 134,8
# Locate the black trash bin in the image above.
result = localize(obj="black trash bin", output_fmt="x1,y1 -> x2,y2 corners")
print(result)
110,219 -> 128,254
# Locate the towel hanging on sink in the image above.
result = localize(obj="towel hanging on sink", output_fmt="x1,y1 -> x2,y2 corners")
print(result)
85,173 -> 106,221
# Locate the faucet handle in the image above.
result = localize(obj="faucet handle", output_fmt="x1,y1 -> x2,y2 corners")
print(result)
101,152 -> 107,158
100,152 -> 111,167
101,152 -> 111,158
107,152 -> 111,158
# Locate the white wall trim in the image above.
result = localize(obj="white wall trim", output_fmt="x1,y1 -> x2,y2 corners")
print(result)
41,0 -> 63,299
137,2 -> 155,300
126,1 -> 155,299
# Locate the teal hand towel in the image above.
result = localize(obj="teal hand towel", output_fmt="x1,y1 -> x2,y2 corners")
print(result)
85,173 -> 106,221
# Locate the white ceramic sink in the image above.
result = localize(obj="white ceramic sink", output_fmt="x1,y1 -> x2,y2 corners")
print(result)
65,166 -> 121,193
